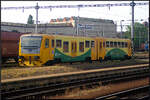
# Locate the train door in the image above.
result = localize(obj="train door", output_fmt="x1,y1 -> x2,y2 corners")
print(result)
102,39 -> 106,59
128,40 -> 132,57
97,38 -> 103,60
49,37 -> 55,60
71,41 -> 77,57
91,40 -> 97,60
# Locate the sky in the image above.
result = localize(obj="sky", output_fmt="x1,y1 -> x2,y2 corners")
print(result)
1,1 -> 149,32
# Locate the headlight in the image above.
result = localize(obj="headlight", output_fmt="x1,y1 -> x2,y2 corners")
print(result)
34,56 -> 40,60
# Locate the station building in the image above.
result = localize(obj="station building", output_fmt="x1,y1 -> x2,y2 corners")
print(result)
1,16 -> 117,38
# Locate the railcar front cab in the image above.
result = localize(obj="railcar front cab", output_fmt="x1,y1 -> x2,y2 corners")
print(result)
18,34 -> 54,66
104,38 -> 132,60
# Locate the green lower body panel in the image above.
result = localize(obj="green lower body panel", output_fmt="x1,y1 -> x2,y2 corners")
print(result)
54,48 -> 91,62
106,48 -> 127,60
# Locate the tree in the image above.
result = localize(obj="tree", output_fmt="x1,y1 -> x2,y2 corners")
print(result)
123,22 -> 148,50
27,14 -> 34,24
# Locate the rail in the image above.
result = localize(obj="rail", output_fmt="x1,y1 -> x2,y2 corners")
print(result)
95,85 -> 150,100
1,64 -> 149,100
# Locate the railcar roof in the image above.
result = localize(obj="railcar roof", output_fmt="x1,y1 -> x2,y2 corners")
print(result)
21,34 -> 130,41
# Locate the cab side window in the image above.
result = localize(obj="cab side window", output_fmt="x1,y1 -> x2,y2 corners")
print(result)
52,39 -> 54,48
45,39 -> 49,48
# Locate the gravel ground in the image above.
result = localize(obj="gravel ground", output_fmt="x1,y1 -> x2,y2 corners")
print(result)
49,78 -> 149,99
1,58 -> 149,80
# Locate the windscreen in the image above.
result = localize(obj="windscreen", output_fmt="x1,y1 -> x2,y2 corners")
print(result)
21,36 -> 42,54
21,36 -> 42,47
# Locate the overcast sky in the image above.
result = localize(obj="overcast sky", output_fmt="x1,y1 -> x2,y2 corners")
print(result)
1,1 -> 149,32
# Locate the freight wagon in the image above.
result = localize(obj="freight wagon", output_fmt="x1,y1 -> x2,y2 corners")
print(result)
1,31 -> 24,63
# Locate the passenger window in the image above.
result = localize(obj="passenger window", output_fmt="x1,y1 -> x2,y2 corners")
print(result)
56,40 -> 61,48
79,42 -> 84,52
114,42 -> 117,47
91,41 -> 95,48
52,39 -> 54,48
85,41 -> 90,48
110,41 -> 113,47
45,39 -> 49,48
125,42 -> 128,47
63,41 -> 69,52
106,41 -> 109,48
121,42 -> 124,48
118,42 -> 121,47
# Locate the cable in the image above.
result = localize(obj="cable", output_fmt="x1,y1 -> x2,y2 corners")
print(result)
1,2 -> 149,10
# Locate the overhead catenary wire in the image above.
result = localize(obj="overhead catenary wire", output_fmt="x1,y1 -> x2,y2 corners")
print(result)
1,2 -> 148,10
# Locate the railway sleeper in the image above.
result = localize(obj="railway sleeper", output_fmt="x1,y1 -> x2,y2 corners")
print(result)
2,73 -> 149,100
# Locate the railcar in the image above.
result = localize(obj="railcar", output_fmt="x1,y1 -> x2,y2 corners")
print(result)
1,31 -> 24,63
18,34 -> 132,66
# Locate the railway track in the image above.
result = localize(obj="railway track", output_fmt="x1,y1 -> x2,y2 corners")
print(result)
1,55 -> 149,68
1,64 -> 149,100
95,85 -> 150,100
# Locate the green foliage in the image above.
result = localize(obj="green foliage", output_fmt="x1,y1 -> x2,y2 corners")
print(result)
27,14 -> 34,24
123,22 -> 148,50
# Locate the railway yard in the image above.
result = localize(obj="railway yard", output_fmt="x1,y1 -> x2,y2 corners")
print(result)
1,52 -> 150,100
1,1 -> 149,100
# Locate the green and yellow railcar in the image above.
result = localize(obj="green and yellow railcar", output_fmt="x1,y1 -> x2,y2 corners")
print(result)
19,34 -> 100,66
18,34 -> 131,67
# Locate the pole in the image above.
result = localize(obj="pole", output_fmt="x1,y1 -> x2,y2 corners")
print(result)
120,20 -> 124,38
35,3 -> 39,34
77,7 -> 80,36
148,17 -> 149,43
130,0 -> 136,55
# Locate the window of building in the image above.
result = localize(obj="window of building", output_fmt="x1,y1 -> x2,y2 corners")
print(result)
114,42 -> 117,47
56,40 -> 62,48
85,41 -> 90,48
63,41 -> 69,52
110,41 -> 113,47
118,42 -> 121,47
106,41 -> 109,48
79,42 -> 84,52
91,41 -> 95,48
45,39 -> 49,48
52,39 -> 54,48
125,42 -> 128,47
121,42 -> 124,48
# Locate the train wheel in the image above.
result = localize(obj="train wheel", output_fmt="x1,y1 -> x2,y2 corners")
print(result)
2,59 -> 7,64
86,57 -> 92,63
70,62 -> 73,65
14,58 -> 18,63
99,57 -> 103,63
